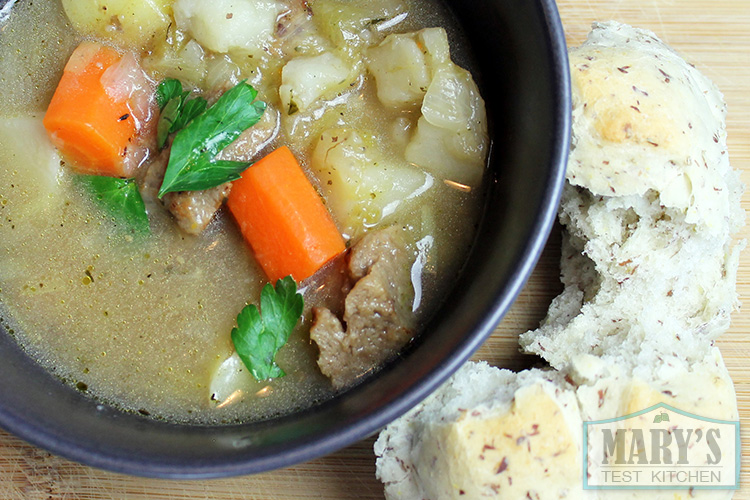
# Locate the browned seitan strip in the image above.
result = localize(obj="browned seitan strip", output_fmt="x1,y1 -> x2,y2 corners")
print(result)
311,226 -> 415,388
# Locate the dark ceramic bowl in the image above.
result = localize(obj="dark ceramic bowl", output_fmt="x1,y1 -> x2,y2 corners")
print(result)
0,0 -> 569,478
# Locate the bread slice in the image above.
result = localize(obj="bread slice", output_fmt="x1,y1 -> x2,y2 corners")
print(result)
571,346 -> 737,424
571,348 -> 737,500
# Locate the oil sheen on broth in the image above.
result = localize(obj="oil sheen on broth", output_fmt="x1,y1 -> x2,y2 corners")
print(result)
0,0 -> 486,424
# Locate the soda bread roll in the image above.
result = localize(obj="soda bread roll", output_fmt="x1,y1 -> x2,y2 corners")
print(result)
568,21 -> 742,234
520,20 -> 744,370
374,362 -> 584,500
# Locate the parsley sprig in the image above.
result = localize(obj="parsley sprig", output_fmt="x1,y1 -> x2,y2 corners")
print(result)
75,175 -> 150,235
156,79 -> 207,149
231,276 -> 304,381
155,78 -> 267,198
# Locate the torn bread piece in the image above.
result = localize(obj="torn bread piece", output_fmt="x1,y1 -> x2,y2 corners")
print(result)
375,362 -> 584,500
519,184 -> 742,369
569,21 -> 742,234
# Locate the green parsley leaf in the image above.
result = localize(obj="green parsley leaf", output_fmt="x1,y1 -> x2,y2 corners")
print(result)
172,96 -> 207,132
156,94 -> 183,149
155,78 -> 183,109
157,159 -> 248,192
156,84 -> 209,150
158,80 -> 266,198
75,175 -> 150,235
231,276 -> 304,381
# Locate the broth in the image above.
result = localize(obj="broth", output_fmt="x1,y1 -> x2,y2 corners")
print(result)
0,0 -> 487,424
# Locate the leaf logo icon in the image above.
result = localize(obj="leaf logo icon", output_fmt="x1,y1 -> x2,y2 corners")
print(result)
653,412 -> 670,423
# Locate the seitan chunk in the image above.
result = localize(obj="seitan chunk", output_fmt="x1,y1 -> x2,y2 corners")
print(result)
162,183 -> 232,234
311,226 -> 415,388
139,147 -> 230,235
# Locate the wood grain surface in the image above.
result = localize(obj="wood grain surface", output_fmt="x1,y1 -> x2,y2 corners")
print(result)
1,0 -> 749,498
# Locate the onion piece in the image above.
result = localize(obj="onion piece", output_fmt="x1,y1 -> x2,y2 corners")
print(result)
101,51 -> 156,131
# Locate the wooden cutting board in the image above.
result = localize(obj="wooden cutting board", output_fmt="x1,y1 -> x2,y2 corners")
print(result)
1,0 -> 748,498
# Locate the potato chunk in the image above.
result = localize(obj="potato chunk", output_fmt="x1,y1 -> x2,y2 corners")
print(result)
405,60 -> 488,187
366,27 -> 487,186
278,52 -> 353,114
173,0 -> 280,54
0,115 -> 61,200
366,36 -> 429,109
366,28 -> 450,109
62,0 -> 172,48
311,128 -> 433,239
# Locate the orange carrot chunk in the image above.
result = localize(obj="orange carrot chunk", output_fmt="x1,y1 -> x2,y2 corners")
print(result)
43,41 -> 137,177
227,146 -> 346,283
